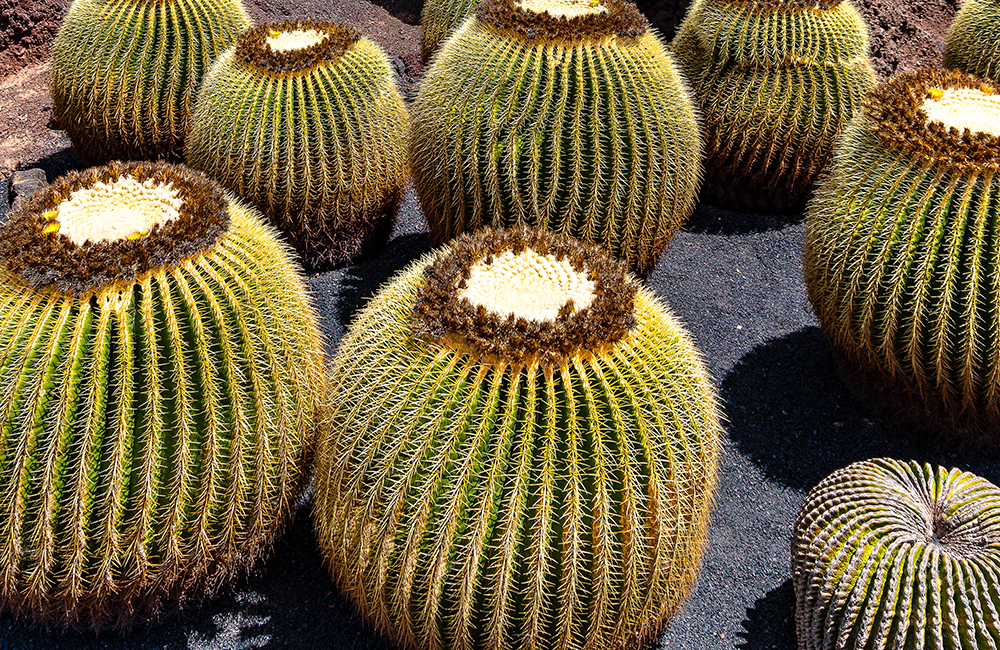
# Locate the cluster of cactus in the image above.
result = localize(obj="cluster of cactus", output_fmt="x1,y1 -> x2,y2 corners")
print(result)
313,226 -> 722,650
186,19 -> 411,268
805,68 -> 1000,441
945,0 -> 1000,84
793,458 -> 1000,649
411,0 -> 703,277
51,0 -> 250,163
0,161 -> 325,628
671,0 -> 876,213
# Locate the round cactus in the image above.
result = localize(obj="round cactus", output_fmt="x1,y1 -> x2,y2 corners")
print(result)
186,20 -> 411,268
313,225 -> 722,650
671,0 -> 876,213
0,161 -> 325,628
945,0 -> 1000,84
805,68 -> 1000,441
420,0 -> 479,63
411,0 -> 703,277
793,458 -> 1000,650
51,0 -> 250,163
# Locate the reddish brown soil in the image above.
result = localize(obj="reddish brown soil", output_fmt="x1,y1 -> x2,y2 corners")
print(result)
0,0 -> 960,182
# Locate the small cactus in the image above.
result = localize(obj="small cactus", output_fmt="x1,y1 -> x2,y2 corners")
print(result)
0,161 -> 325,628
793,458 -> 1000,650
671,0 -> 876,213
411,0 -> 703,277
314,225 -> 722,650
805,68 -> 1000,442
186,20 -> 411,267
51,0 -> 250,163
420,0 -> 479,63
944,0 -> 1000,84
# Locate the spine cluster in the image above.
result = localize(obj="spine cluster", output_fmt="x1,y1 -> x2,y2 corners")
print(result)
944,0 -> 1000,84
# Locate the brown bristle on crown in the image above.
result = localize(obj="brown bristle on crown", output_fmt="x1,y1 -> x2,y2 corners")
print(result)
412,226 -> 638,366
866,68 -> 1000,173
236,20 -> 362,75
713,0 -> 843,11
475,0 -> 648,42
0,161 -> 229,295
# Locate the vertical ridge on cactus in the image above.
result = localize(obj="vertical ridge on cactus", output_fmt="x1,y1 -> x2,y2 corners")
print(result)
792,458 -> 1000,650
420,0 -> 480,63
804,68 -> 1000,442
944,0 -> 1000,84
186,19 -> 411,268
411,0 -> 702,277
314,226 -> 722,650
51,0 -> 250,163
0,161 -> 325,629
671,0 -> 875,213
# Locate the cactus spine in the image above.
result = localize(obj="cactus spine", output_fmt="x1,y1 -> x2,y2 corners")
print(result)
314,226 -> 722,650
51,0 -> 250,163
420,0 -> 479,63
944,0 -> 1000,84
411,0 -> 703,277
671,0 -> 875,213
805,69 -> 1000,441
793,458 -> 1000,650
0,161 -> 325,628
186,20 -> 411,267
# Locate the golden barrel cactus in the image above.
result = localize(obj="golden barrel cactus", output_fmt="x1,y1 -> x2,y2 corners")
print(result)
411,0 -> 703,277
0,161 -> 325,628
793,458 -> 1000,649
944,0 -> 1000,84
313,226 -> 722,650
420,0 -> 479,63
671,0 -> 876,213
805,68 -> 1000,442
186,20 -> 411,267
51,0 -> 250,163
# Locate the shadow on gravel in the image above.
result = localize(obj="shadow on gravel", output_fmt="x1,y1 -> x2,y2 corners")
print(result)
722,326 -> 1000,491
0,510 -> 398,650
368,0 -> 422,24
737,579 -> 796,650
683,202 -> 803,237
335,231 -> 432,330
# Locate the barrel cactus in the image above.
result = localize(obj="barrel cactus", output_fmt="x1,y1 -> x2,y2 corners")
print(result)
186,20 -> 410,268
944,0 -> 1000,84
420,0 -> 478,63
0,161 -> 325,628
793,458 -> 1000,649
51,0 -> 250,163
411,0 -> 703,277
805,68 -> 1000,441
314,226 -> 722,650
671,0 -> 876,213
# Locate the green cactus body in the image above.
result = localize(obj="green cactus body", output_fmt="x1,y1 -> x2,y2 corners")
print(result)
185,20 -> 411,268
805,69 -> 1000,441
671,0 -> 875,213
420,0 -> 480,64
314,226 -> 722,650
0,161 -> 325,628
411,0 -> 703,277
793,458 -> 1000,650
945,0 -> 1000,84
50,0 -> 250,164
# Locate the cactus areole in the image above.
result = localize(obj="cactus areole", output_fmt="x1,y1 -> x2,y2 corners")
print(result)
412,226 -> 637,365
0,162 -> 228,294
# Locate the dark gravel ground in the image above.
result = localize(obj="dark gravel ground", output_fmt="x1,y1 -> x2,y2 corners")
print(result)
3,179 -> 999,650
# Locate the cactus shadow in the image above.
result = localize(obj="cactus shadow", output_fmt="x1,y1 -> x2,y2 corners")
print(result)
736,579 -> 797,650
336,232 -> 433,331
683,202 -> 803,236
721,326 -> 1000,491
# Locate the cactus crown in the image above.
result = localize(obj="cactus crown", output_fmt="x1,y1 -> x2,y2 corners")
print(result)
475,0 -> 647,41
411,226 -> 637,365
236,20 -> 362,75
718,0 -> 842,10
0,161 -> 228,295
867,69 -> 1000,173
